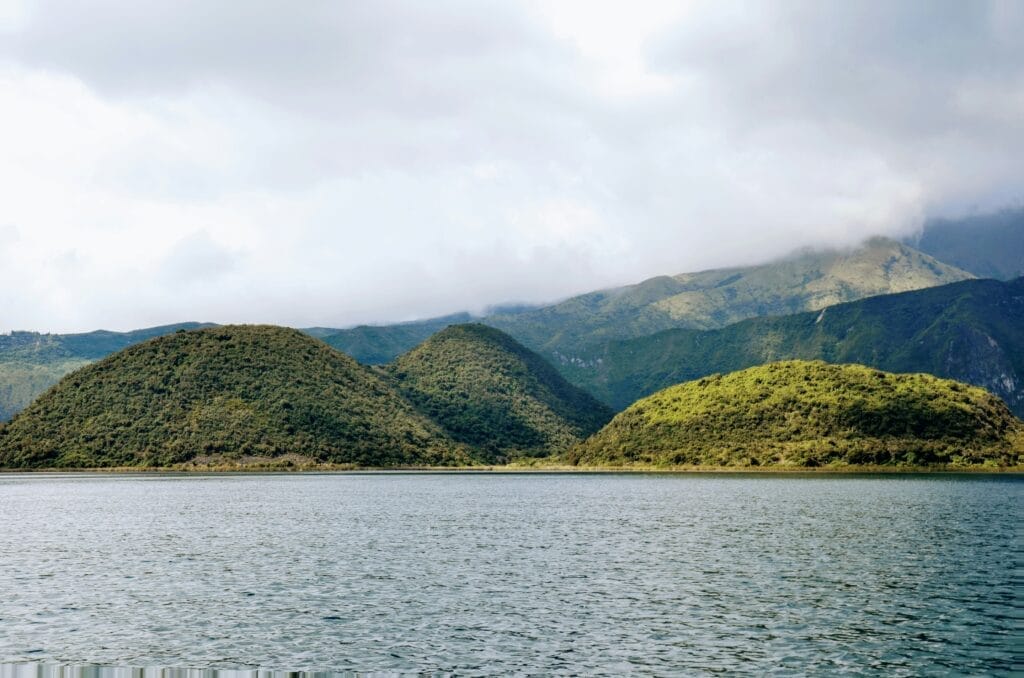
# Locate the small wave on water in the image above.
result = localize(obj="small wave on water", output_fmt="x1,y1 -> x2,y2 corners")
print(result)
1,473 -> 1020,674
0,665 -> 356,678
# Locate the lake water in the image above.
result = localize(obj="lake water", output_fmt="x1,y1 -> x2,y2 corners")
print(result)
0,473 -> 1020,675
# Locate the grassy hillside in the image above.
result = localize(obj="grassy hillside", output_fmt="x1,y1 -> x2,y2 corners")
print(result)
566,278 -> 1024,415
569,361 -> 1023,468
321,239 -> 972,365
0,325 -> 469,469
908,208 -> 1024,280
387,324 -> 613,462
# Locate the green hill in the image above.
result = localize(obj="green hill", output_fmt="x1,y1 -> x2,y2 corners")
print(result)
387,324 -> 613,462
565,277 -> 1024,415
569,361 -> 1023,468
323,238 -> 972,365
0,325 -> 468,469
909,208 -> 1024,280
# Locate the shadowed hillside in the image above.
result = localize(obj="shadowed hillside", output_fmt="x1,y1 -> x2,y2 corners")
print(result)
908,208 -> 1024,280
387,324 -> 613,462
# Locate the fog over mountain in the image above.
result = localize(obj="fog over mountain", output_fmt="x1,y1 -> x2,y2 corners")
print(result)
0,1 -> 1021,332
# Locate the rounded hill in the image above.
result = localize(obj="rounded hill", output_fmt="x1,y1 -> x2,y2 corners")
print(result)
569,361 -> 1022,467
388,324 -> 614,462
0,325 -> 467,468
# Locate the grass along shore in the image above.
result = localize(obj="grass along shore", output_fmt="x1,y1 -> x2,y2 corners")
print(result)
2,453 -> 1021,474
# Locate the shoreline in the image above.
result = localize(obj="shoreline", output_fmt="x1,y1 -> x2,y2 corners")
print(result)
1,462 -> 1022,475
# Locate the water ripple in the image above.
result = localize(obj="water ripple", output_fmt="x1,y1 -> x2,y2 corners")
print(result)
0,473 -> 1020,675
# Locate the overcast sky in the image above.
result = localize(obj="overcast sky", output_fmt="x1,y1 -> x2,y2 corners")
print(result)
1,0 -> 1022,332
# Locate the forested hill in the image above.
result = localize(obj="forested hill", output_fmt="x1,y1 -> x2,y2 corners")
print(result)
569,361 -> 1023,468
565,277 -> 1024,415
0,323 -> 614,469
0,325 -> 467,468
387,324 -> 613,462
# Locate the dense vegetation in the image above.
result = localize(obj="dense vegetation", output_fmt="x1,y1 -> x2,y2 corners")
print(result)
322,239 -> 971,365
565,278 -> 1024,415
0,326 -> 469,468
387,324 -> 613,462
569,361 -> 1023,468
908,208 -> 1024,280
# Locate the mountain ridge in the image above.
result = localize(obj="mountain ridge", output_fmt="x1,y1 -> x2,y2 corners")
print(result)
326,237 -> 972,364
563,277 -> 1024,415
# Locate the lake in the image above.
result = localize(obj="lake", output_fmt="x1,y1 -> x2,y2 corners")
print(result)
0,473 -> 1020,675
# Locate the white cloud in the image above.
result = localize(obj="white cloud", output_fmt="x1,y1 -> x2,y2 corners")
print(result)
0,0 -> 1020,331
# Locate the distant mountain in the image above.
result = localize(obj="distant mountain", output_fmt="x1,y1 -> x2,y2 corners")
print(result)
387,324 -> 613,462
0,325 -> 469,469
569,361 -> 1022,468
908,208 -> 1024,280
322,238 -> 973,365
565,277 -> 1024,415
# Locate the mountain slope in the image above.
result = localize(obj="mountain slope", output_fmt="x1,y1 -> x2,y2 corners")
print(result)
492,237 -> 972,353
569,361 -> 1023,468
908,208 -> 1024,280
321,238 -> 972,365
567,278 -> 1024,414
387,324 -> 613,462
0,325 -> 468,468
